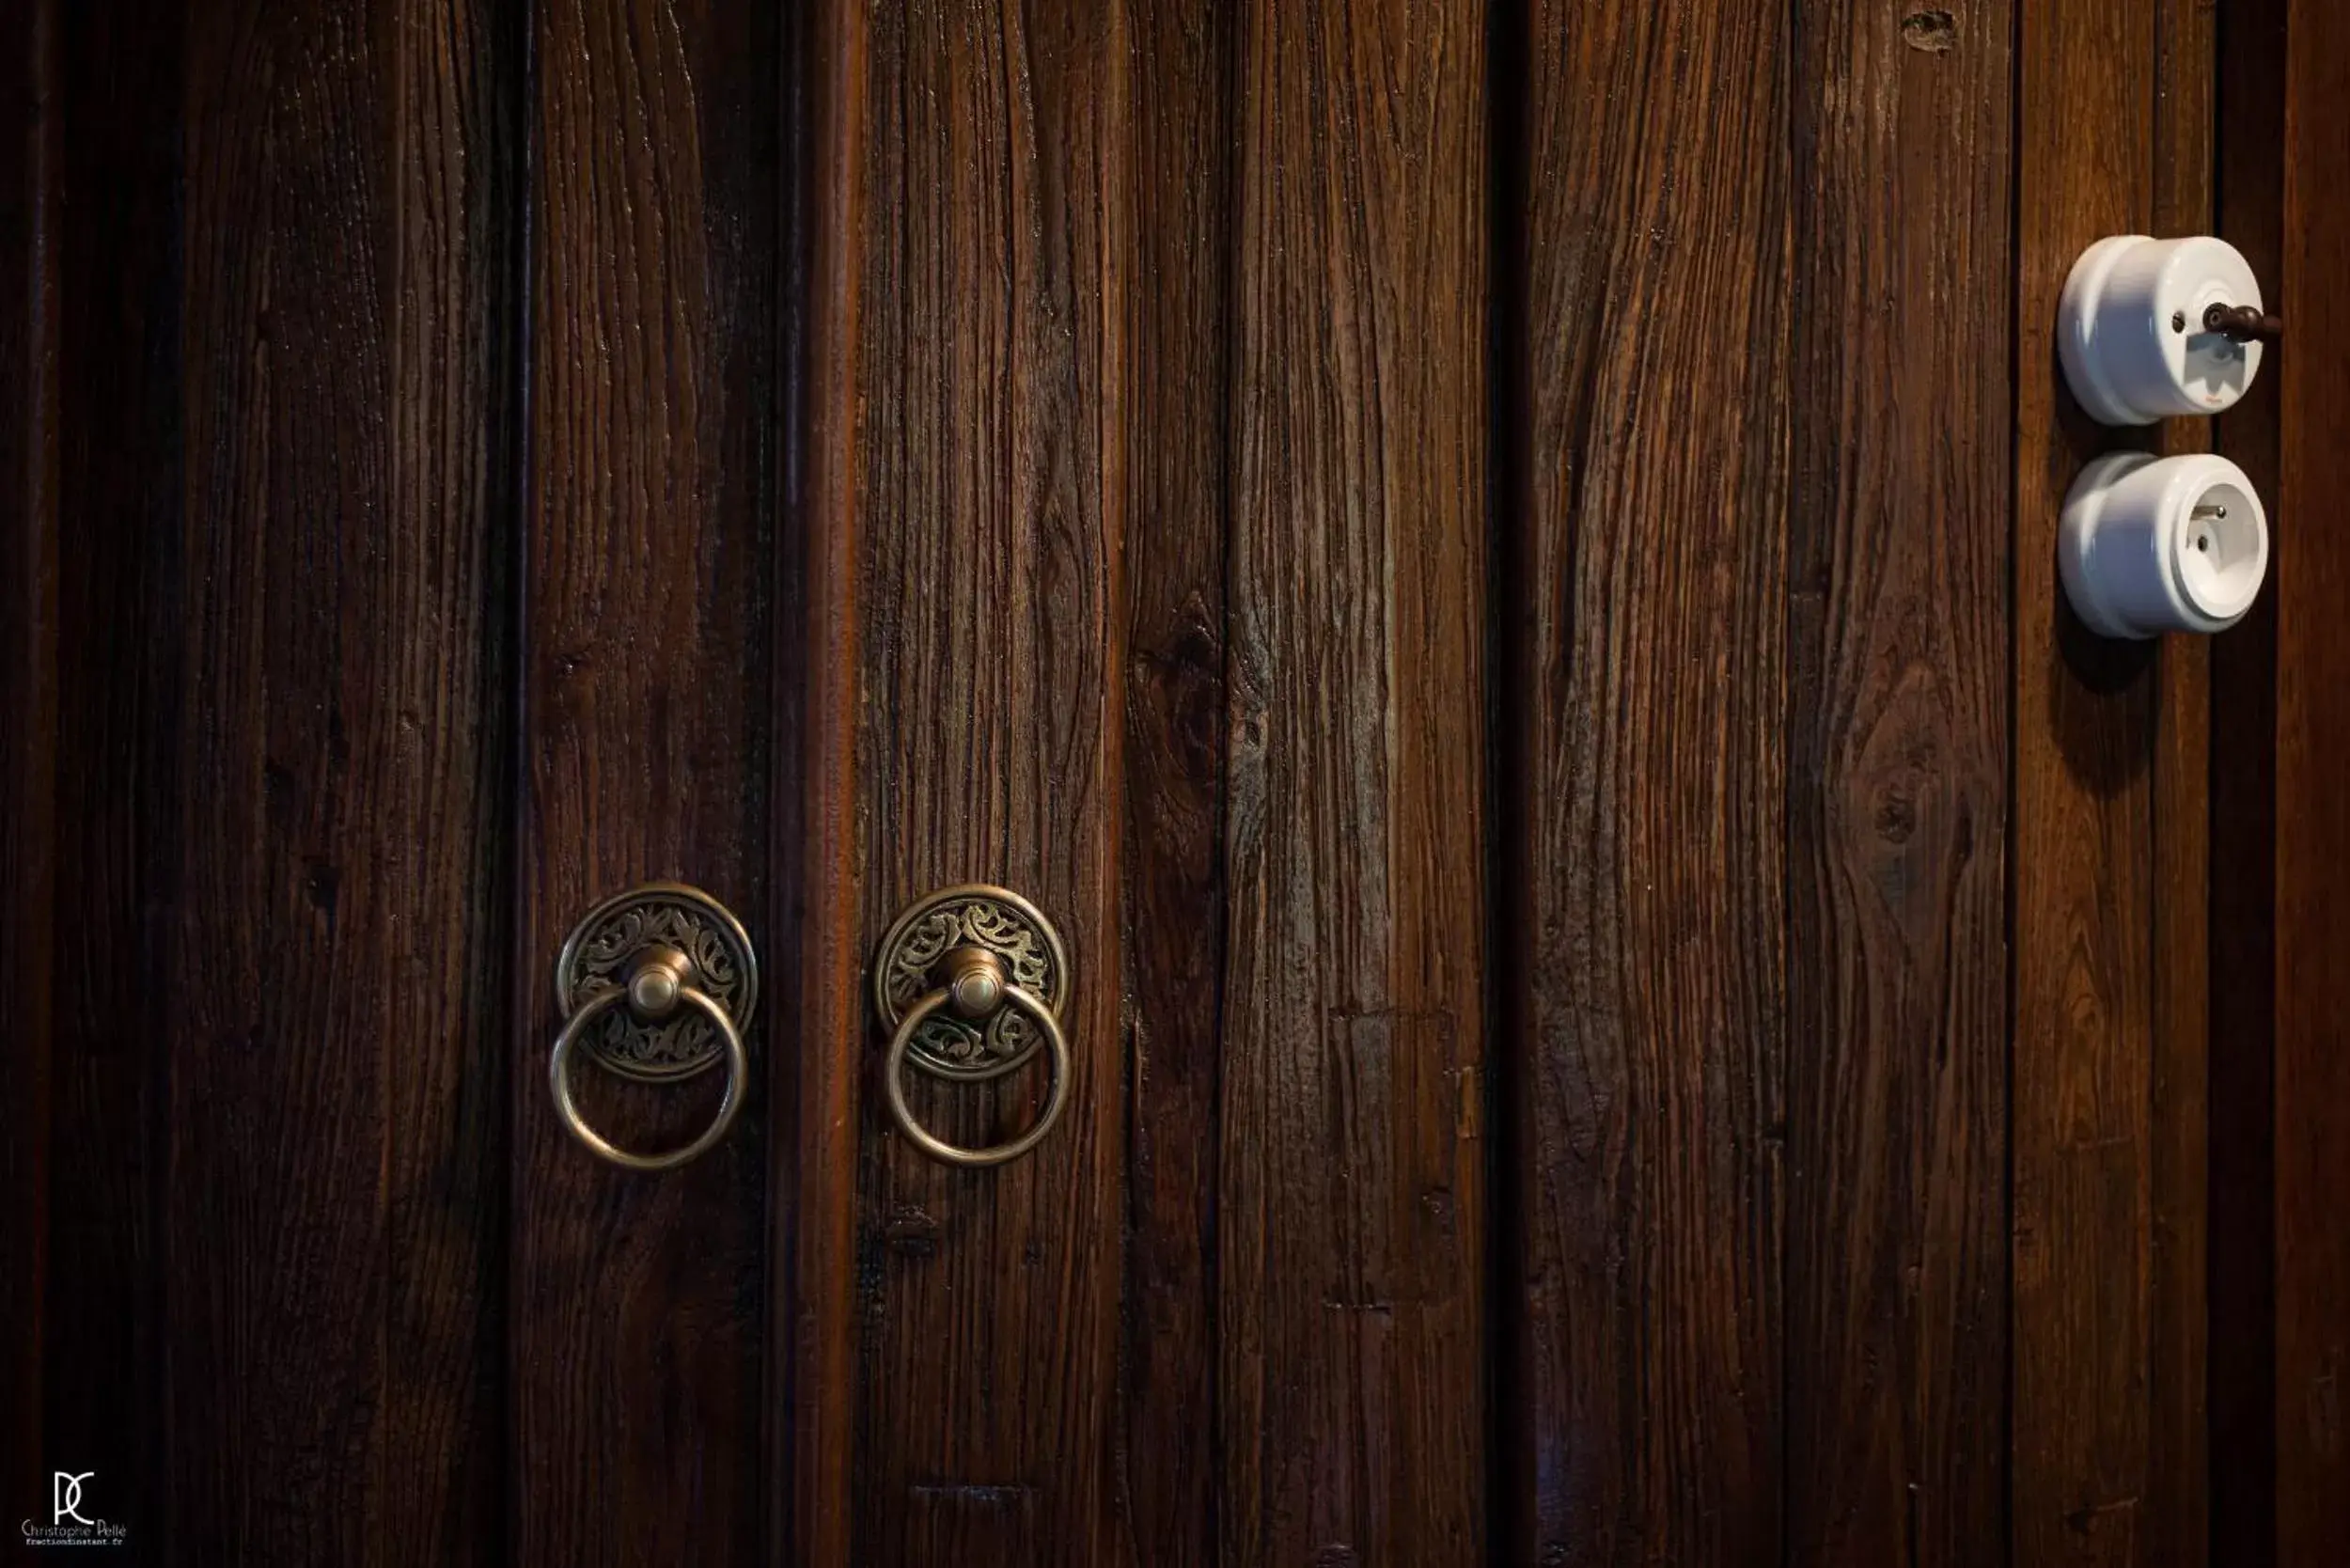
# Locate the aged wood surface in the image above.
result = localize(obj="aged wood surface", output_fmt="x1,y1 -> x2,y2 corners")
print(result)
376,0 -> 519,1555
509,0 -> 778,1561
8,4 -> 2296,1561
1505,0 -> 1788,1560
1783,0 -> 2013,1562
163,0 -> 516,1560
1219,4 -> 1488,1562
2209,0 -> 2284,1555
849,3 -> 1128,1562
2149,1 -> 2215,1560
2012,0 -> 2173,1560
773,0 -> 866,1561
2272,0 -> 2350,1553
1120,0 -> 1234,1561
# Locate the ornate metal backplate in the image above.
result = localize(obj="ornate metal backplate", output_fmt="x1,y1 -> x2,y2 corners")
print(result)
556,882 -> 757,1083
872,884 -> 1069,1082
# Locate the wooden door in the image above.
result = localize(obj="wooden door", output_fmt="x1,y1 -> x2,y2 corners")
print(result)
6,1 -> 2346,1565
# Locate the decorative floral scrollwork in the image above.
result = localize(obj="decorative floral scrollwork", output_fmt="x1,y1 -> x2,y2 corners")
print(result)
872,886 -> 1068,1082
556,886 -> 758,1082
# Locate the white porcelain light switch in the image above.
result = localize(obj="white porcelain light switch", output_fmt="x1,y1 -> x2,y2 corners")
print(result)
2057,234 -> 2275,425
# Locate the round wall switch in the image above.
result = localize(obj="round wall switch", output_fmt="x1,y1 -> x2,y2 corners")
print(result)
2056,235 -> 2268,425
2060,450 -> 2268,638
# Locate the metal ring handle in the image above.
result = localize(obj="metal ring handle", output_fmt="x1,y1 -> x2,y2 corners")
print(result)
883,980 -> 1070,1168
551,983 -> 747,1171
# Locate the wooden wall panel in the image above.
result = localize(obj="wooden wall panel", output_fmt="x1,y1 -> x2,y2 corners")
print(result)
2149,2 -> 2216,1560
1783,1 -> 2013,1563
2271,0 -> 2350,1552
23,1 -> 185,1552
848,4 -> 1128,1561
1120,0 -> 1235,1560
2209,0 -> 2283,1557
2012,0 -> 2213,1561
774,0 -> 865,1560
8,4 -> 2291,1561
2202,9 -> 2350,1554
1503,1 -> 1789,1559
375,3 -> 522,1553
509,0 -> 778,1560
165,0 -> 516,1559
0,0 -> 59,1519
1217,6 -> 1489,1563
2011,0 -> 2154,1545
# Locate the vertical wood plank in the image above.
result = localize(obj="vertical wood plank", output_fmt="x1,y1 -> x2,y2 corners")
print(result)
2011,0 -> 2172,1559
2148,2 -> 2214,1560
2272,0 -> 2350,1552
1120,1 -> 1234,1561
377,1 -> 522,1555
774,0 -> 865,1560
35,1 -> 184,1551
1221,5 -> 1487,1561
1782,0 -> 2013,1562
510,0 -> 778,1560
2208,0 -> 2283,1555
849,3 -> 1128,1561
0,0 -> 60,1516
1503,0 -> 1788,1559
166,0 -> 516,1559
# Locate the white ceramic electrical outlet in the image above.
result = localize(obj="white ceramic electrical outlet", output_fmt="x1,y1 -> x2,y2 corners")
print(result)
2060,450 -> 2267,638
2057,235 -> 2275,425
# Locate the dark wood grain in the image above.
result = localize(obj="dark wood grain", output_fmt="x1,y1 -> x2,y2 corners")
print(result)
0,0 -> 59,1521
1114,0 -> 1241,1560
1220,5 -> 1487,1561
1782,1 -> 2013,1561
2208,0 -> 2284,1556
1120,1 -> 1234,1561
773,0 -> 865,1561
377,2 -> 521,1556
1504,1 -> 1787,1560
2271,0 -> 2350,1552
2149,3 -> 2215,1560
849,4 -> 1127,1560
164,0 -> 515,1560
509,0 -> 779,1562
12,7 -> 2292,1560
2012,0 -> 2166,1560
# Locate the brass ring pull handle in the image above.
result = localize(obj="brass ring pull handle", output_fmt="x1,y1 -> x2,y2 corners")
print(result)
550,883 -> 758,1172
872,885 -> 1073,1168
882,947 -> 1071,1168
